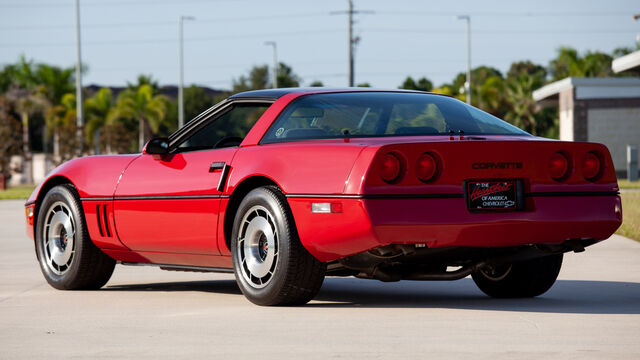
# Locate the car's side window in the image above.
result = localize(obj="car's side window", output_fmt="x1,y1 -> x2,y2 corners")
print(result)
176,103 -> 269,152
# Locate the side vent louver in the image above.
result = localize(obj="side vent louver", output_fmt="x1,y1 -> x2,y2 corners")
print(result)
103,204 -> 111,237
96,204 -> 111,237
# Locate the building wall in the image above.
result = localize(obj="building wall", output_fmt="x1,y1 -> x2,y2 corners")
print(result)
559,88 -> 574,141
559,109 -> 574,141
588,107 -> 640,173
8,154 -> 54,186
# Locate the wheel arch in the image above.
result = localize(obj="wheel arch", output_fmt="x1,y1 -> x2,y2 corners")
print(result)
223,175 -> 281,251
32,175 -> 75,239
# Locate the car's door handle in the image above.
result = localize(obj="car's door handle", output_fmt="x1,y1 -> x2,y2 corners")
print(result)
209,162 -> 225,172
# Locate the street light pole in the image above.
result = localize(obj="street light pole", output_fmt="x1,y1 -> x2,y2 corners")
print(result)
74,0 -> 84,155
264,41 -> 278,88
178,15 -> 195,129
348,0 -> 354,87
457,15 -> 471,105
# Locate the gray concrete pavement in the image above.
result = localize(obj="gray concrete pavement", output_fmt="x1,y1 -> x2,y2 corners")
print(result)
1,199 -> 639,359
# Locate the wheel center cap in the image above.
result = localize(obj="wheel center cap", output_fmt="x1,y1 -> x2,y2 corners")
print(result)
258,233 -> 268,261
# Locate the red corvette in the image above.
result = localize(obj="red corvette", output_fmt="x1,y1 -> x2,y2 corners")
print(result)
24,88 -> 622,305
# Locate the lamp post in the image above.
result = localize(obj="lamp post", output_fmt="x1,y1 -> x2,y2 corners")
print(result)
456,15 -> 471,105
264,41 -> 278,88
74,0 -> 84,155
178,15 -> 195,129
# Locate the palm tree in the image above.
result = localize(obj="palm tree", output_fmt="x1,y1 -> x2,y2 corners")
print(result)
112,84 -> 168,150
504,75 -> 538,135
35,64 -> 75,105
85,88 -> 114,154
46,93 -> 77,162
549,47 -> 613,81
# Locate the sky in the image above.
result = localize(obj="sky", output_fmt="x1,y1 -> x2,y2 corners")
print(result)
1,0 -> 639,91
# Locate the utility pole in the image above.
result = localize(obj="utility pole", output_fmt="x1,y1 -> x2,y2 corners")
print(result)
74,0 -> 83,155
264,41 -> 278,88
347,0 -> 354,87
178,15 -> 195,129
457,15 -> 471,105
331,1 -> 373,87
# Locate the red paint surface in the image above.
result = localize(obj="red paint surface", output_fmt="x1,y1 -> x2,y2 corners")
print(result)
113,148 -> 236,255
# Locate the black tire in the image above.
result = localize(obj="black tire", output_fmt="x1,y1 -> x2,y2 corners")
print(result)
35,184 -> 115,290
231,186 -> 325,306
471,254 -> 563,298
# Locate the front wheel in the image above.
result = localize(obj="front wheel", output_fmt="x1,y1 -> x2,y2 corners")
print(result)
231,186 -> 325,306
35,184 -> 115,290
472,254 -> 563,298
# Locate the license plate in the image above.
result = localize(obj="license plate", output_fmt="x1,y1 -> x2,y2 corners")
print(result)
466,180 -> 520,211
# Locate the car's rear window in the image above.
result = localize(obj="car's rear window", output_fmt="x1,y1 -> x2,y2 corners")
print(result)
261,92 -> 529,143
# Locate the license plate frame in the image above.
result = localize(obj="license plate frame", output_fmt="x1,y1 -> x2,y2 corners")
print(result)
464,179 -> 523,212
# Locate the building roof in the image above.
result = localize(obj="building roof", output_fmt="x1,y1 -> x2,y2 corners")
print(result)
612,50 -> 640,73
532,77 -> 640,102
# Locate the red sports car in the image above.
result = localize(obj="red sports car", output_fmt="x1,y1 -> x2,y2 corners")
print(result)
24,88 -> 622,305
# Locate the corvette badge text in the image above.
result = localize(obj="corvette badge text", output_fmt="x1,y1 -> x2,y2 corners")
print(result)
471,162 -> 523,170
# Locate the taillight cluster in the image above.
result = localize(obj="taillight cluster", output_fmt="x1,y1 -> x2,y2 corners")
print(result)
380,152 -> 438,184
548,151 -> 602,182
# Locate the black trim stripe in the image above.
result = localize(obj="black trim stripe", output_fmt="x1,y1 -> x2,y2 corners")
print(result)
115,195 -> 223,200
526,191 -> 619,197
81,191 -> 619,203
25,200 -> 36,206
286,191 -> 619,200
286,193 -> 464,199
82,197 -> 112,201
82,195 -> 230,201
285,194 -> 364,199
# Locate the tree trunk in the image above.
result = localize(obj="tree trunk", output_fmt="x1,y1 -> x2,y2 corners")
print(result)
105,126 -> 112,154
138,117 -> 145,151
53,130 -> 60,162
21,111 -> 33,185
94,128 -> 101,155
138,117 -> 153,151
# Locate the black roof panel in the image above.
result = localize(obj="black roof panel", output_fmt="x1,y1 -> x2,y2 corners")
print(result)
229,87 -> 428,100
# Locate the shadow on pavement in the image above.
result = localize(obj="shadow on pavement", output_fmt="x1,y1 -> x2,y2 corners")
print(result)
312,277 -> 640,314
105,280 -> 242,295
102,277 -> 640,314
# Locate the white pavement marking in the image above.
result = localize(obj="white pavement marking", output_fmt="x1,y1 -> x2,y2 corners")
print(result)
0,199 -> 639,359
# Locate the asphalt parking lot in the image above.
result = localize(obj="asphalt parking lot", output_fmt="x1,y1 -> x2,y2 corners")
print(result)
1,199 -> 639,359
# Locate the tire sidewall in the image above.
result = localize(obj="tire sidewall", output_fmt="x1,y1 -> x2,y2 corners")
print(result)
35,185 -> 88,289
231,187 -> 293,304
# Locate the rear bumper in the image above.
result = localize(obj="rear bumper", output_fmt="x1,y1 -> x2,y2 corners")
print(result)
288,194 -> 622,262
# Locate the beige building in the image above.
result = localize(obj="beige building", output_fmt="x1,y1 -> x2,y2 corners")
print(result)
533,77 -> 640,177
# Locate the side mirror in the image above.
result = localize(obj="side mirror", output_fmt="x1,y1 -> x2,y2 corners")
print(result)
143,137 -> 170,155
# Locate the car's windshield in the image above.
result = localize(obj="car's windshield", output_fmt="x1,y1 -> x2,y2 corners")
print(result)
261,92 -> 529,143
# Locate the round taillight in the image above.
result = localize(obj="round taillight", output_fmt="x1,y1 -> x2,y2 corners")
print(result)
582,152 -> 601,180
549,152 -> 569,180
416,153 -> 437,182
380,153 -> 401,183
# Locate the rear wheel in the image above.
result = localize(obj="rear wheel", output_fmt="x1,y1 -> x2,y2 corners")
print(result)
231,186 -> 325,306
472,254 -> 563,298
35,184 -> 115,290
